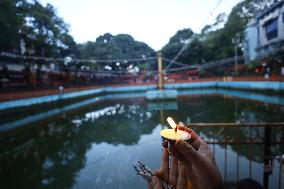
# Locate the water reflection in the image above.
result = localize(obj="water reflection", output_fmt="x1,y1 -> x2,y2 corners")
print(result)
1,88 -> 284,132
0,96 -> 284,189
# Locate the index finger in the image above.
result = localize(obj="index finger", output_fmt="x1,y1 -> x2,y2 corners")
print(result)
169,156 -> 178,186
177,124 -> 201,146
177,123 -> 197,139
176,163 -> 187,189
157,148 -> 169,182
148,177 -> 163,189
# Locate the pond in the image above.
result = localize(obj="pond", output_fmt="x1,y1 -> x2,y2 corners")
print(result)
0,89 -> 284,189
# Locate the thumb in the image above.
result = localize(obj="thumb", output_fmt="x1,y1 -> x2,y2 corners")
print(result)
175,140 -> 199,161
154,169 -> 163,179
151,177 -> 163,189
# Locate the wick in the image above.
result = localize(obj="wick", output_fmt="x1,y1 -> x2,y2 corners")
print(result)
174,126 -> 177,133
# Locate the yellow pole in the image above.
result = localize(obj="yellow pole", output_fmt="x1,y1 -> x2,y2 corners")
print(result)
160,109 -> 164,125
157,52 -> 163,90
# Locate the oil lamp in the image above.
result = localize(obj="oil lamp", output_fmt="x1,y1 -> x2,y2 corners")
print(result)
160,117 -> 191,141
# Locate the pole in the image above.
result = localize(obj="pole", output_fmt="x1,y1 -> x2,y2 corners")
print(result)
263,126 -> 272,189
157,52 -> 163,90
234,44 -> 238,76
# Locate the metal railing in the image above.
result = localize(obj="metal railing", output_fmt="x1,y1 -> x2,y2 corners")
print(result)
190,123 -> 284,189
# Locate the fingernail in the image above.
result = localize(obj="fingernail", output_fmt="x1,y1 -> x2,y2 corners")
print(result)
165,148 -> 171,155
162,140 -> 168,148
169,146 -> 176,155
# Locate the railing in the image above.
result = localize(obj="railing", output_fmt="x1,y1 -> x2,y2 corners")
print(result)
190,123 -> 284,189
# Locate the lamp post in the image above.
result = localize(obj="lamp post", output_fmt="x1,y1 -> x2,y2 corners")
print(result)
232,34 -> 241,76
157,52 -> 163,90
234,43 -> 238,76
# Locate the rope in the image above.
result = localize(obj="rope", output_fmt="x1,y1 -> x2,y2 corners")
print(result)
164,40 -> 194,71
162,57 -> 192,68
164,0 -> 224,69
165,65 -> 198,72
0,52 -> 156,64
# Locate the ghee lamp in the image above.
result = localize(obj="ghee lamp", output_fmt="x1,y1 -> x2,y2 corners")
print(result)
160,117 -> 191,142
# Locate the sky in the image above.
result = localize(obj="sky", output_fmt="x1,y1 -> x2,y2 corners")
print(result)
39,0 -> 241,51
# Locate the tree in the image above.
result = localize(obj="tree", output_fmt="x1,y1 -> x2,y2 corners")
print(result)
0,0 -> 76,59
21,1 -> 76,58
161,28 -> 194,61
161,0 -> 280,66
78,33 -> 156,70
0,0 -> 21,52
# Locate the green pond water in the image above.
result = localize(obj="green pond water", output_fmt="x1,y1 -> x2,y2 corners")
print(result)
0,90 -> 284,189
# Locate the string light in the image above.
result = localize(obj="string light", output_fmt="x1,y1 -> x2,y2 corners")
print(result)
0,52 -> 156,64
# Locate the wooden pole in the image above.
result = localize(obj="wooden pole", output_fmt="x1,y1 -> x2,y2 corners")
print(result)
157,52 -> 163,90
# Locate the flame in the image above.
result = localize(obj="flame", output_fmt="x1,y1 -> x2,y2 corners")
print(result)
167,117 -> 177,129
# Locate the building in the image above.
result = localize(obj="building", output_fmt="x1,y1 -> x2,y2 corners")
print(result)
244,0 -> 284,62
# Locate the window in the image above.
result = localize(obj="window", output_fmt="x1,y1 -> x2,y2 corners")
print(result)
264,18 -> 278,40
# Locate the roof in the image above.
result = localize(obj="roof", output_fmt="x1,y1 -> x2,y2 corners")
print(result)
256,0 -> 284,20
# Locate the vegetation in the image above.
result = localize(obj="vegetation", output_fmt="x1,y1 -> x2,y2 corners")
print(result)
77,33 -> 156,70
161,0 -> 280,65
0,0 -> 155,68
0,0 -> 77,58
78,33 -> 155,60
0,0 -> 282,68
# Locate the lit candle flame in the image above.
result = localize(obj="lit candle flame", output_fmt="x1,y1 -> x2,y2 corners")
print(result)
167,117 -> 177,129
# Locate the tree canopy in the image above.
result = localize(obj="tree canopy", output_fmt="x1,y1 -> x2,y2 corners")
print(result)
78,33 -> 155,60
1,0 -> 281,68
0,0 -> 77,59
161,0 -> 280,66
77,33 -> 156,70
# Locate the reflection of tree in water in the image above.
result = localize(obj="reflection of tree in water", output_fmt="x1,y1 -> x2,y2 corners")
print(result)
173,96 -> 284,123
75,103 -> 158,145
193,126 -> 284,162
0,102 -> 158,189
165,96 -> 284,162
1,96 -> 284,189
0,118 -> 91,189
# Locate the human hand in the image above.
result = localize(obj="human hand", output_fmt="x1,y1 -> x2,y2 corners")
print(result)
147,148 -> 187,189
170,123 -> 222,189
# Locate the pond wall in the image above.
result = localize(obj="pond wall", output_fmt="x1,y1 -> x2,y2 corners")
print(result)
0,81 -> 283,110
1,88 -> 284,132
164,81 -> 284,91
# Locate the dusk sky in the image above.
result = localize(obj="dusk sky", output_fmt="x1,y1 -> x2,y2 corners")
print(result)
39,0 -> 241,50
